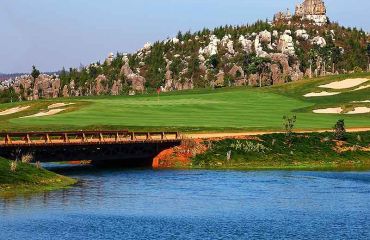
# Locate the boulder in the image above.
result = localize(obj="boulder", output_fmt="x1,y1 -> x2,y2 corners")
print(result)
62,85 -> 69,97
105,52 -> 114,65
238,36 -> 252,53
111,80 -> 122,95
214,71 -> 225,87
295,29 -> 309,40
127,74 -> 145,92
94,75 -> 109,95
259,30 -> 272,44
270,53 -> 290,75
120,63 -> 133,76
229,65 -> 245,79
271,64 -> 284,85
312,36 -> 326,47
277,34 -> 295,55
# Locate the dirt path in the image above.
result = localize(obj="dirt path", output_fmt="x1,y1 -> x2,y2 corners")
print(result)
186,128 -> 370,139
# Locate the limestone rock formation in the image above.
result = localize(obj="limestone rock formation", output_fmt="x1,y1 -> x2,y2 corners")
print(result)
312,36 -> 327,47
278,33 -> 295,55
127,74 -> 145,92
94,75 -> 109,95
295,0 -> 328,26
295,29 -> 310,40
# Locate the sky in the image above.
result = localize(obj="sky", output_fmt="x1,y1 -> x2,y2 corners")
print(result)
1,0 -> 369,73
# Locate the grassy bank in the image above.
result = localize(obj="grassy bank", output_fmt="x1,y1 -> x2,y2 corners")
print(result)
0,158 -> 77,197
191,131 -> 370,171
0,73 -> 368,132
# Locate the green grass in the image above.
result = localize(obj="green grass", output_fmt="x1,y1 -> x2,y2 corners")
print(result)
0,72 -> 369,132
0,158 -> 77,197
192,131 -> 370,171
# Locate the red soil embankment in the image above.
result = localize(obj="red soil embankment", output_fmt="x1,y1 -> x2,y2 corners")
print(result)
153,139 -> 206,169
152,135 -> 260,169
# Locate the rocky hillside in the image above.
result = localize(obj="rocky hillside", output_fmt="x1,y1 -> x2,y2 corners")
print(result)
1,19 -> 369,102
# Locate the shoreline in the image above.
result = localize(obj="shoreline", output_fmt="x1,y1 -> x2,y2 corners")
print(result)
0,159 -> 77,198
2,130 -> 370,196
154,131 -> 370,171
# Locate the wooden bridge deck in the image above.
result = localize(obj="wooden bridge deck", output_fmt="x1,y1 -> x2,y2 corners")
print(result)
0,130 -> 181,147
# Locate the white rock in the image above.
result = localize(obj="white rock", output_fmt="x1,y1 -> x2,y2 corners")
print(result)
143,42 -> 152,51
272,30 -> 279,38
295,29 -> 309,40
201,35 -> 219,56
254,37 -> 269,58
259,30 -> 271,44
171,38 -> 180,44
198,55 -> 206,62
238,35 -> 252,53
278,34 -> 295,55
227,41 -> 235,55
312,36 -> 326,47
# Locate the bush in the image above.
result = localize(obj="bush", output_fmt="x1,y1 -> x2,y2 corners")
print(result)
21,153 -> 33,163
230,140 -> 270,153
353,66 -> 363,73
10,161 -> 17,172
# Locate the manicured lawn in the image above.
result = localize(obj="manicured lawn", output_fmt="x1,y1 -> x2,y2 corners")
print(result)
192,131 -> 370,171
1,73 -> 369,132
0,158 -> 76,196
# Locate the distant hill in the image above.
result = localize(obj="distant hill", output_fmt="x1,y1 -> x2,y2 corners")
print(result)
0,73 -> 26,82
0,0 -> 369,102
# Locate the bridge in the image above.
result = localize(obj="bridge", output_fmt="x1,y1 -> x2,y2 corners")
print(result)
0,130 -> 182,167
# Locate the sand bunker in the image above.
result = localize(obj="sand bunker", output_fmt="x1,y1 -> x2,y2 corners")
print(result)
0,106 -> 30,116
304,91 -> 340,97
313,107 -> 343,114
21,108 -> 66,118
345,107 -> 370,115
319,78 -> 369,89
351,85 -> 370,92
352,100 -> 370,103
48,102 -> 75,109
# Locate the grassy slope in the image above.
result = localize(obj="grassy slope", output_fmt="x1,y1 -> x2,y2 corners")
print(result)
192,131 -> 370,171
0,158 -> 77,197
0,73 -> 369,132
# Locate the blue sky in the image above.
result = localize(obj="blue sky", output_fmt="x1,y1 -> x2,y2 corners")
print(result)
1,0 -> 369,73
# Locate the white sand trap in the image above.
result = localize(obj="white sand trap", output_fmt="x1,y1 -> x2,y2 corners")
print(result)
0,106 -> 30,116
48,102 -> 75,109
319,78 -> 369,89
352,100 -> 370,103
313,107 -> 343,114
351,85 -> 370,92
304,91 -> 340,97
21,108 -> 66,118
345,107 -> 370,115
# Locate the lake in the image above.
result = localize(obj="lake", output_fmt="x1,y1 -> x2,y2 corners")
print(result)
1,166 -> 370,239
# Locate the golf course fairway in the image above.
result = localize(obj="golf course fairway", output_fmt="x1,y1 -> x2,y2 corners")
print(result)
0,73 -> 369,132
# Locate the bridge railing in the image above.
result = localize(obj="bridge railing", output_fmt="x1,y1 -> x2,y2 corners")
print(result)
0,131 -> 181,146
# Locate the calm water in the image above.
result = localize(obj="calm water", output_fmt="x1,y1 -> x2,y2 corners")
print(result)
1,166 -> 370,240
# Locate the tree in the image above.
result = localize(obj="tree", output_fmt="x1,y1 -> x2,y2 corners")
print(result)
255,58 -> 271,87
31,65 -> 40,80
283,115 -> 297,146
333,119 -> 347,141
244,55 -> 271,87
209,54 -> 220,70
367,43 -> 370,71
